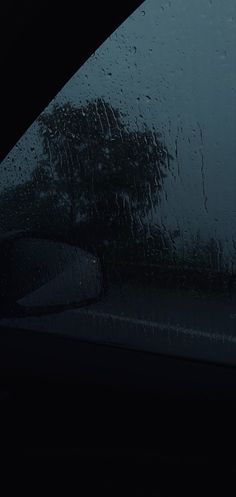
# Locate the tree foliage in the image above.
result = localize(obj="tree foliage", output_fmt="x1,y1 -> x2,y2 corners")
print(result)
0,99 -> 172,254
36,98 -> 172,240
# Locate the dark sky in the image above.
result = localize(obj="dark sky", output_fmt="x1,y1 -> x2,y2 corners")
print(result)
1,0 -> 236,253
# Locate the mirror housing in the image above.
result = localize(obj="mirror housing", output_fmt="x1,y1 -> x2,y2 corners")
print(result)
0,231 -> 103,316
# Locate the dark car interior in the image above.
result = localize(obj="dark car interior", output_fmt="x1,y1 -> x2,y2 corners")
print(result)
1,1 -> 236,494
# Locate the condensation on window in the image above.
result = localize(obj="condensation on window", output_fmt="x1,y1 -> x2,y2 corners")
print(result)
0,0 -> 236,365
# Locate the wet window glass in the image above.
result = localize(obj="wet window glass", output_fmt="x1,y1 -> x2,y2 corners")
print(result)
0,0 -> 236,365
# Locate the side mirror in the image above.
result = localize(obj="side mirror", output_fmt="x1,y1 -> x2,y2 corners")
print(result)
0,231 -> 103,316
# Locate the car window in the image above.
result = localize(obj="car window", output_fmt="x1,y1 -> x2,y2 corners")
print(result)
0,0 -> 236,365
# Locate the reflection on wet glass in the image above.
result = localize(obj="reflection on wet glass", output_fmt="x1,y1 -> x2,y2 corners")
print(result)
0,0 -> 235,364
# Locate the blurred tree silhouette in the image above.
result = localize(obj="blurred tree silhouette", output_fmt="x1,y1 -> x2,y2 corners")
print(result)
36,98 -> 172,243
0,99 -> 172,254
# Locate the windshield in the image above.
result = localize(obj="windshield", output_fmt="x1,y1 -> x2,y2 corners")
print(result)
0,0 -> 236,365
